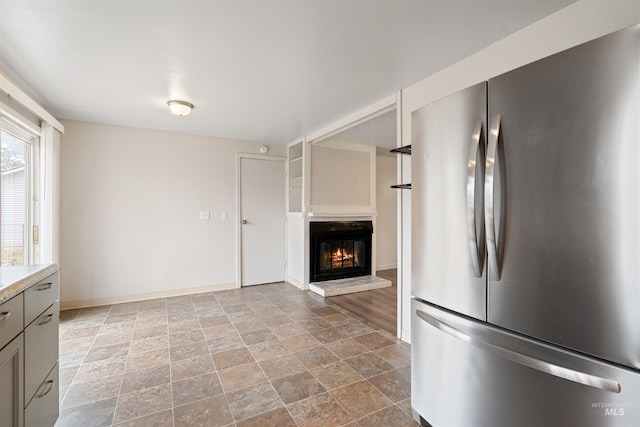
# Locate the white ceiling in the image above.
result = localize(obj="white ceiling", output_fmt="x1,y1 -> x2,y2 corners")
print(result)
0,0 -> 575,145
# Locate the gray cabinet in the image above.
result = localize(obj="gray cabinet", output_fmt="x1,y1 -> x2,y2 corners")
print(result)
0,294 -> 23,348
24,273 -> 58,327
24,364 -> 58,427
0,269 -> 59,427
0,335 -> 24,427
23,272 -> 59,427
25,302 -> 59,406
0,293 -> 25,427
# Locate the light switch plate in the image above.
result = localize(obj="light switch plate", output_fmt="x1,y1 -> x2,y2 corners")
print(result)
199,211 -> 210,220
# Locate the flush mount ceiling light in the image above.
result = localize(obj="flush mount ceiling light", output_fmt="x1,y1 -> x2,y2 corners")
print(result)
167,100 -> 194,116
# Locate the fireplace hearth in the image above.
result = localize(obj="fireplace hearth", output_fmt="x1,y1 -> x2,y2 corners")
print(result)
309,221 -> 373,283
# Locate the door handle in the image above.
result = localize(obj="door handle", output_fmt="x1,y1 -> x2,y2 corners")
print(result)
467,119 -> 485,278
0,311 -> 10,323
38,314 -> 55,326
485,113 -> 502,281
35,283 -> 53,291
36,380 -> 55,398
242,220 -> 248,225
416,309 -> 621,393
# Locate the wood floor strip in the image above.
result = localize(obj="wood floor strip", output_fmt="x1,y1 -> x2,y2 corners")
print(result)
327,269 -> 397,335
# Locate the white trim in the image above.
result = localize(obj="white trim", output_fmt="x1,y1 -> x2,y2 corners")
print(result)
0,103 -> 40,136
236,155 -> 242,288
287,138 -> 304,148
286,277 -> 305,290
309,215 -> 374,221
306,93 -> 397,143
236,153 -> 287,288
303,137 -> 311,212
0,119 -> 36,146
60,282 -> 237,310
308,205 -> 376,216
370,145 -> 377,278
311,140 -> 377,152
30,130 -> 39,264
0,120 -> 38,265
287,141 -> 305,213
238,153 -> 286,162
401,328 -> 411,344
0,71 -> 64,133
396,90 -> 404,339
39,124 -> 60,265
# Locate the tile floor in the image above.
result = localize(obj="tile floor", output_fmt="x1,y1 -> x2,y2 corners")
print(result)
55,282 -> 416,427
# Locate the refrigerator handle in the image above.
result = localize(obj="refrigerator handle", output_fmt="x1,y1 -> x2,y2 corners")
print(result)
415,309 -> 622,394
485,113 -> 501,281
467,119 -> 485,278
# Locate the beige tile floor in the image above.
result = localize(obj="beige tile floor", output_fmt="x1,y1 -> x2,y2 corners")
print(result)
55,282 -> 416,427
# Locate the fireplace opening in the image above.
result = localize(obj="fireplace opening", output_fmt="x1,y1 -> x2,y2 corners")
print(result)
310,221 -> 373,282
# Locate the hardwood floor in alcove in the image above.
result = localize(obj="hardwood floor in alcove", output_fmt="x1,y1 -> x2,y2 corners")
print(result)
328,269 -> 397,335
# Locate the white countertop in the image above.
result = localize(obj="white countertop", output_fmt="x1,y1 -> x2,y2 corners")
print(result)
0,264 -> 59,304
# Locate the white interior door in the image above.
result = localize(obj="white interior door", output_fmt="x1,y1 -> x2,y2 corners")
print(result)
240,157 -> 286,286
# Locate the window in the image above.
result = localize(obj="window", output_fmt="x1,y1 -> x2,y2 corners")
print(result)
0,121 -> 38,266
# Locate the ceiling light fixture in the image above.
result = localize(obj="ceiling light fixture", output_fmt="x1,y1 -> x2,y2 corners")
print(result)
167,100 -> 194,116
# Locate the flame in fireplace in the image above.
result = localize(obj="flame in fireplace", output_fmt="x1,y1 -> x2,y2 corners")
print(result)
332,248 -> 358,268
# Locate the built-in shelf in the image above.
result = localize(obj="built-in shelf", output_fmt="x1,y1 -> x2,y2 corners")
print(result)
390,145 -> 411,155
391,183 -> 412,190
391,145 -> 411,189
288,141 -> 305,212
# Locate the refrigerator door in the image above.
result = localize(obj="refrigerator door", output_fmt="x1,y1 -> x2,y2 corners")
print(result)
412,82 -> 487,321
412,299 -> 640,427
486,24 -> 640,370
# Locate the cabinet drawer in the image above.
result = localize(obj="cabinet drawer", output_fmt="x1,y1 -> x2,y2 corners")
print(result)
0,294 -> 23,350
25,363 -> 58,427
24,302 -> 58,405
24,273 -> 58,327
0,333 -> 24,427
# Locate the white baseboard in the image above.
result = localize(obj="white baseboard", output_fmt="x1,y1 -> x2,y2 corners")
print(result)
401,328 -> 411,344
60,282 -> 237,310
287,276 -> 306,290
376,263 -> 398,271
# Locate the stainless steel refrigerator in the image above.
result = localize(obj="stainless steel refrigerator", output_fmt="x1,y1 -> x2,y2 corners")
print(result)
411,24 -> 640,427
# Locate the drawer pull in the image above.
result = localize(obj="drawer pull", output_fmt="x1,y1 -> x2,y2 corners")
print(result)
0,311 -> 10,322
38,314 -> 54,326
35,283 -> 53,291
36,380 -> 54,398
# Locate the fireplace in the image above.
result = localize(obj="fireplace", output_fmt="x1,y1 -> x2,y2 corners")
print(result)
309,221 -> 373,282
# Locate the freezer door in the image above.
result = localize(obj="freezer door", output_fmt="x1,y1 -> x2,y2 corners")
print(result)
411,299 -> 640,427
412,82 -> 487,320
486,24 -> 640,370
